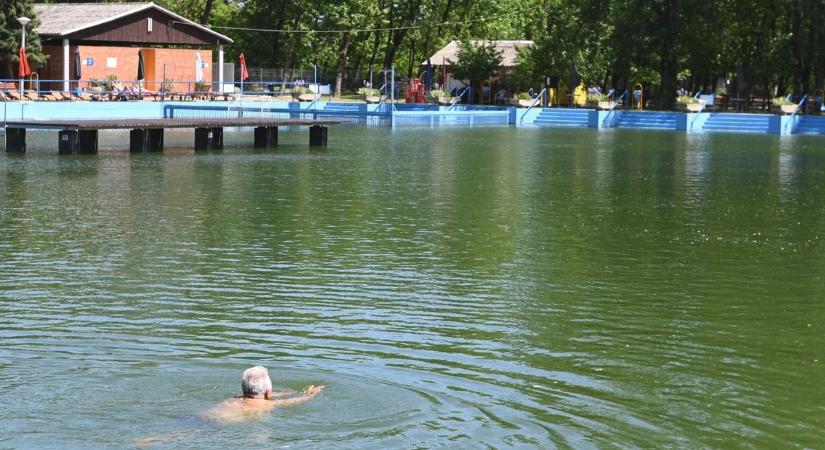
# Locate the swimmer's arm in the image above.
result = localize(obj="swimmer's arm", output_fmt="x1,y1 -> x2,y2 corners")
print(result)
270,390 -> 293,398
270,385 -> 325,407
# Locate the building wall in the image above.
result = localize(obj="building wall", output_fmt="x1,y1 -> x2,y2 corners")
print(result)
41,45 -> 212,91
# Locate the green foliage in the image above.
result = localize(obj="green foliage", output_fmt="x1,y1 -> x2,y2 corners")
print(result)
428,89 -> 450,99
772,96 -> 793,106
0,0 -> 46,77
358,87 -> 380,96
677,95 -> 699,105
516,92 -> 530,100
103,74 -> 118,90
450,40 -> 502,102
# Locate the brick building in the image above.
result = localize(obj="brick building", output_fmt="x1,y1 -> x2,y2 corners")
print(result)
33,2 -> 232,92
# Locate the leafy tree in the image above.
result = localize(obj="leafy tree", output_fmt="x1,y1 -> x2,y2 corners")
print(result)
0,0 -> 45,79
450,40 -> 502,103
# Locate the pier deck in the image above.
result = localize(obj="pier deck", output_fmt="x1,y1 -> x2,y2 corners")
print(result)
4,118 -> 340,154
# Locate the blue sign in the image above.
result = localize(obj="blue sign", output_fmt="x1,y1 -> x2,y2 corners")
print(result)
85,58 -> 94,66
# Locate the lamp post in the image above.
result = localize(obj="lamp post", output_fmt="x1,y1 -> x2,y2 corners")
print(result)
18,16 -> 31,93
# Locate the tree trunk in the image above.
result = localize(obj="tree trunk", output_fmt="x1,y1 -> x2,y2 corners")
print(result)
200,0 -> 215,25
334,32 -> 351,98
655,0 -> 679,109
269,1 -> 291,66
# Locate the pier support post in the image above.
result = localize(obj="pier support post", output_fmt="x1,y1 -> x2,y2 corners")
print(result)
130,129 -> 164,152
195,127 -> 223,150
309,125 -> 327,147
254,126 -> 278,148
77,130 -> 98,154
59,130 -> 98,154
5,128 -> 26,153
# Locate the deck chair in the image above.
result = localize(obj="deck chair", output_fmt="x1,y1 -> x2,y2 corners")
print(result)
38,91 -> 60,101
73,91 -> 101,101
4,90 -> 24,101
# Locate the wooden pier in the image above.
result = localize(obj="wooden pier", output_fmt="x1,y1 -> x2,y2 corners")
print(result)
3,118 -> 340,154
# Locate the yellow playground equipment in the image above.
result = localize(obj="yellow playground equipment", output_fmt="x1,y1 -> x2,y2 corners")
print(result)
573,82 -> 587,106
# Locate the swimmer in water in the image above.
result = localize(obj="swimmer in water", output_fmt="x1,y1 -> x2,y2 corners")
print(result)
202,366 -> 325,424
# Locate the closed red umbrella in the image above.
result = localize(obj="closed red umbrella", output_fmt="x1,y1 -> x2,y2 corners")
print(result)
239,53 -> 249,81
18,47 -> 31,78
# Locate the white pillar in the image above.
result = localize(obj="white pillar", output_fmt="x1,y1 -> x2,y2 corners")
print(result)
218,45 -> 224,93
63,39 -> 70,92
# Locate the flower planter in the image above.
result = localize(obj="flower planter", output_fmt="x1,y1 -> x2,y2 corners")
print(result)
364,95 -> 382,104
436,96 -> 456,105
597,101 -> 616,110
512,99 -> 534,108
780,104 -> 798,115
293,93 -> 316,102
685,102 -> 704,112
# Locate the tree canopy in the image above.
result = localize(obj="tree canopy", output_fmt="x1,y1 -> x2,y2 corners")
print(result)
2,0 -> 823,107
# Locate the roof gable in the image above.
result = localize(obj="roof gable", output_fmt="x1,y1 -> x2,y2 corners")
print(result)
34,2 -> 232,45
426,40 -> 534,67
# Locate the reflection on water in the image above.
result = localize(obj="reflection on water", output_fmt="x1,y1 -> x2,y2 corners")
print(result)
2,127 -> 825,448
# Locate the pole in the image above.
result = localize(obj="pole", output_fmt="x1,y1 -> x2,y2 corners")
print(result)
162,64 -> 166,101
218,45 -> 224,93
63,40 -> 70,92
19,21 -> 28,93
313,64 -> 317,103
391,66 -> 396,110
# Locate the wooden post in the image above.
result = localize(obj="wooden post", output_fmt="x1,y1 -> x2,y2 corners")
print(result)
5,128 -> 26,153
130,129 -> 148,152
148,129 -> 163,152
58,130 -> 78,154
309,125 -> 327,146
130,129 -> 164,152
195,127 -> 222,150
254,126 -> 278,148
77,130 -> 98,154
210,127 -> 224,149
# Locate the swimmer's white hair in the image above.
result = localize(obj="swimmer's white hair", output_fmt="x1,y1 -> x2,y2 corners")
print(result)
241,366 -> 272,398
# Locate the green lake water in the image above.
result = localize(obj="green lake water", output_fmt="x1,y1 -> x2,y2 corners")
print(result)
1,126 -> 824,449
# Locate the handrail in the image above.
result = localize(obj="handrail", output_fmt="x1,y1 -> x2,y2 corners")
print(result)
689,97 -> 708,130
602,89 -> 627,127
520,88 -> 547,123
786,94 -> 808,132
448,85 -> 470,110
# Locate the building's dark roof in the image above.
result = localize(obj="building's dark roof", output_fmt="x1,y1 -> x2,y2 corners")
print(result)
33,2 -> 232,44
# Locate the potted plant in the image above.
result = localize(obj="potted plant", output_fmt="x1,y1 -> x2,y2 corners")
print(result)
511,92 -> 533,107
291,80 -> 315,101
428,89 -> 454,105
103,74 -> 118,92
587,86 -> 614,109
87,78 -> 103,93
358,87 -> 382,103
676,89 -> 705,112
772,96 -> 797,114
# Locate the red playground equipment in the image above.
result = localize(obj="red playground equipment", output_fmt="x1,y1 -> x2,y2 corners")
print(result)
405,79 -> 426,103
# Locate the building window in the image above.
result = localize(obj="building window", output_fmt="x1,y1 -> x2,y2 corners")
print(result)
106,57 -> 117,68
148,18 -> 153,33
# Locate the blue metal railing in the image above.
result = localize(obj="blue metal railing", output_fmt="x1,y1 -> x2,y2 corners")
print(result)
602,90 -> 627,127
520,88 -> 547,123
786,94 -> 808,132
689,91 -> 709,130
448,86 -> 471,110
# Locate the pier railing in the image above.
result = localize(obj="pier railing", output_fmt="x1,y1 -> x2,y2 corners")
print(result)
520,88 -> 547,124
602,90 -> 627,127
448,86 -> 471,111
786,94 -> 808,132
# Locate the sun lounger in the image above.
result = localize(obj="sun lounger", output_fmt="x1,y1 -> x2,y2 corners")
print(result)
73,91 -> 102,101
4,90 -> 24,101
